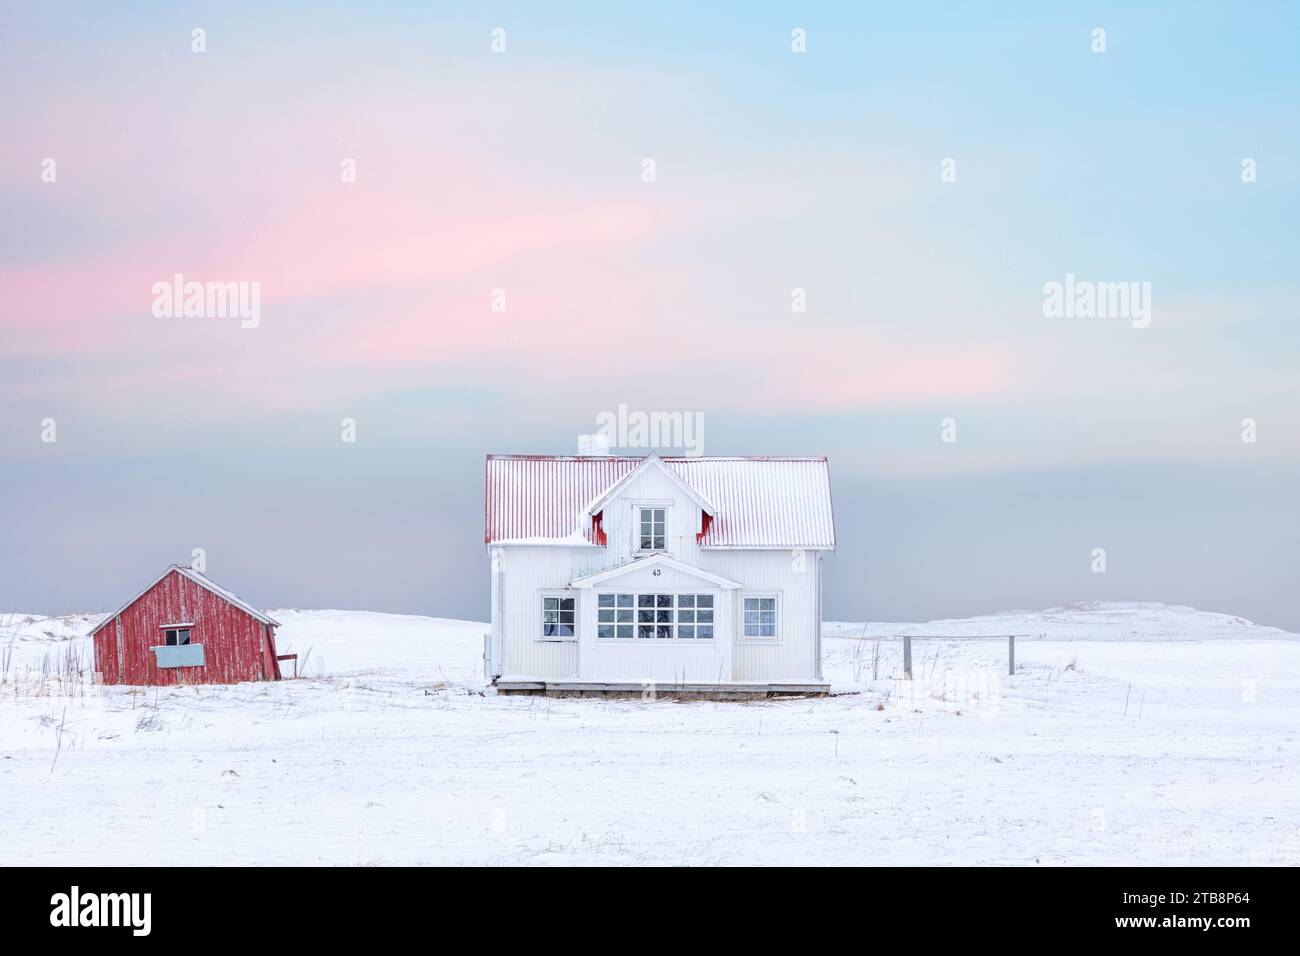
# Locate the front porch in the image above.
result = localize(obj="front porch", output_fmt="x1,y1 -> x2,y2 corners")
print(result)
493,678 -> 829,700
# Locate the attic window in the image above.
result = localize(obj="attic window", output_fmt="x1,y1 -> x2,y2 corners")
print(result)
163,627 -> 192,646
638,508 -> 666,551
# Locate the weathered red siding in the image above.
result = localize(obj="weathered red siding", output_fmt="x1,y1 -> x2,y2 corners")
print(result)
91,569 -> 280,686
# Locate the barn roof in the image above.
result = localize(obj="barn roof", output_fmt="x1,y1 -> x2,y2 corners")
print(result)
90,565 -> 279,635
485,454 -> 836,550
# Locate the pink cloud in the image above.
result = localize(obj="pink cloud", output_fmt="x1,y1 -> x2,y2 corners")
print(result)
1,73 -> 1021,423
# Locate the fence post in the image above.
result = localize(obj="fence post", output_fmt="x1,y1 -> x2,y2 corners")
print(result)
903,635 -> 913,680
1008,635 -> 1015,676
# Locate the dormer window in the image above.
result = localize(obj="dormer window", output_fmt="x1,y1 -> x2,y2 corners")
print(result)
638,507 -> 666,551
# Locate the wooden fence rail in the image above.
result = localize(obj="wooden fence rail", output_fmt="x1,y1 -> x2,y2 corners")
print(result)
897,634 -> 1026,680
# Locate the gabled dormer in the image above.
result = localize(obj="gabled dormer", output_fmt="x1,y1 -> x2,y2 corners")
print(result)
582,454 -> 715,560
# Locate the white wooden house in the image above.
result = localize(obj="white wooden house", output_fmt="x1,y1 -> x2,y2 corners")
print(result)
483,454 -> 835,697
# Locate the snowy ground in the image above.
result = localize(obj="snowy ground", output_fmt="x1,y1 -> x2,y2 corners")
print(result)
1,603 -> 1296,866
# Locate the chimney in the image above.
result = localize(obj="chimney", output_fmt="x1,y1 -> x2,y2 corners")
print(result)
577,433 -> 611,456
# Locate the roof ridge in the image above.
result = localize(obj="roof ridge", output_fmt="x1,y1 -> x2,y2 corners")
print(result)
91,565 -> 279,634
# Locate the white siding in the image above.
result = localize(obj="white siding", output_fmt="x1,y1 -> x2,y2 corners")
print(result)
578,588 -> 732,682
707,551 -> 820,681
493,464 -> 825,683
573,550 -> 736,682
495,547 -> 584,678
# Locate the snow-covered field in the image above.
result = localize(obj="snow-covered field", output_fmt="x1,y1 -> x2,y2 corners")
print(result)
1,603 -> 1296,866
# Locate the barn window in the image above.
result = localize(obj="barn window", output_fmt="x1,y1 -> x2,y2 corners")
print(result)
637,508 -> 666,551
163,627 -> 193,646
743,595 -> 778,639
540,594 -> 576,640
597,593 -> 712,639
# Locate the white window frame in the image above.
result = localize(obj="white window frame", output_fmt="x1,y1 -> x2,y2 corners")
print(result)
740,591 -> 781,642
633,502 -> 670,554
538,590 -> 577,642
595,590 -> 716,641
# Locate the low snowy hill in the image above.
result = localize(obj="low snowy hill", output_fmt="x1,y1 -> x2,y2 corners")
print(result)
825,602 -> 1296,643
266,609 -> 486,679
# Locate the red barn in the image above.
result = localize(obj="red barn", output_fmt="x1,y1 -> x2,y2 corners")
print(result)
91,565 -> 282,685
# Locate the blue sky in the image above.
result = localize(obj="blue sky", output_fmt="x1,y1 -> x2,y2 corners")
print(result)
1,3 -> 1297,627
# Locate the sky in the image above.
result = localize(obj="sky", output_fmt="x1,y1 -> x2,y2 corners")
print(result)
1,2 -> 1298,629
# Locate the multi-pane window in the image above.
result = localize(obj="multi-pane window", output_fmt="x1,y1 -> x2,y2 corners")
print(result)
638,508 -> 666,551
541,595 -> 575,639
638,593 -> 675,639
743,596 -> 778,638
597,593 -> 712,639
163,627 -> 192,646
596,592 -> 636,639
674,593 -> 713,639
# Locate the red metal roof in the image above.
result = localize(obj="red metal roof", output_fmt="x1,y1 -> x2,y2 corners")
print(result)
485,455 -> 835,550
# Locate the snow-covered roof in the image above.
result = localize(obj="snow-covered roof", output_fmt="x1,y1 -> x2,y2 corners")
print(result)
90,565 -> 279,635
583,455 -> 716,517
485,455 -> 835,550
